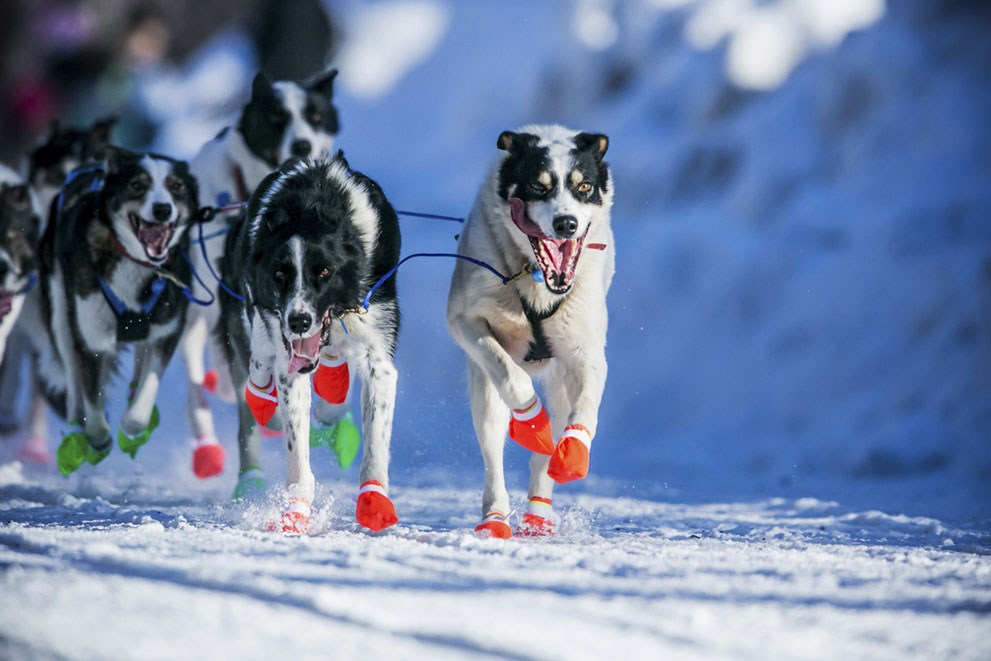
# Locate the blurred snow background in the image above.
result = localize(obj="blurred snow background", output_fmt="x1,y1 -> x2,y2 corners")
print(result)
2,0 -> 989,526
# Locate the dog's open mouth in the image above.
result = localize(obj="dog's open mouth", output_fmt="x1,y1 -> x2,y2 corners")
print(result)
284,312 -> 333,375
129,212 -> 176,262
509,197 -> 585,295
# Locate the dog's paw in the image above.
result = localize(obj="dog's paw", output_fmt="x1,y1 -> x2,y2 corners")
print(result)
57,425 -> 111,476
269,497 -> 311,534
474,512 -> 512,539
515,497 -> 556,537
313,352 -> 349,404
192,437 -> 225,479
245,379 -> 279,427
547,425 -> 591,483
118,405 -> 160,459
508,396 -> 554,455
232,467 -> 266,501
356,480 -> 398,532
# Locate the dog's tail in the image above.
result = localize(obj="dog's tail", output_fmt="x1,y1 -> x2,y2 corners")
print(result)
34,346 -> 67,418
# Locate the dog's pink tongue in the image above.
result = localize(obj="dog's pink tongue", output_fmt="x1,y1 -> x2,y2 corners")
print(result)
288,334 -> 322,374
139,223 -> 171,254
509,197 -> 546,238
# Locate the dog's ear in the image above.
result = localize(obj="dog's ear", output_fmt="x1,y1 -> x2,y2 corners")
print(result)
333,149 -> 351,172
264,208 -> 288,232
309,68 -> 338,98
497,131 -> 539,154
89,116 -> 117,145
574,132 -> 609,160
251,72 -> 273,100
103,145 -> 134,175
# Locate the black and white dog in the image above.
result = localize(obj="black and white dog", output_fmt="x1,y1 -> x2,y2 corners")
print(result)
38,147 -> 202,475
0,164 -> 42,362
447,125 -> 614,538
219,155 -> 401,533
181,69 -> 341,480
0,118 -> 115,458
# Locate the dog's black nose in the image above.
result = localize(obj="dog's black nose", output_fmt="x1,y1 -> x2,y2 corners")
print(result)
553,215 -> 579,238
291,140 -> 312,158
152,202 -> 172,222
288,311 -> 313,335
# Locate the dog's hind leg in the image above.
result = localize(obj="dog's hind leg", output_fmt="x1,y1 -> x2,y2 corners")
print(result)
467,360 -> 513,538
518,372 -> 568,537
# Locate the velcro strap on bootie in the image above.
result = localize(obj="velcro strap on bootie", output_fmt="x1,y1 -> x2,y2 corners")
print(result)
508,396 -> 554,455
314,352 -> 349,404
245,378 -> 278,427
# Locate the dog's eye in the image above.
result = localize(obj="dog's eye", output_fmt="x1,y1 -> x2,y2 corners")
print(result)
168,180 -> 185,195
317,267 -> 331,279
274,268 -> 288,282
129,180 -> 147,194
528,182 -> 547,195
308,111 -> 323,125
577,181 -> 593,194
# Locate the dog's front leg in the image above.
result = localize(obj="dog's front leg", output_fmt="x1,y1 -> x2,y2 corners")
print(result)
547,347 -> 608,484
450,316 -> 554,455
119,330 -> 183,459
274,370 -> 315,533
354,336 -> 399,532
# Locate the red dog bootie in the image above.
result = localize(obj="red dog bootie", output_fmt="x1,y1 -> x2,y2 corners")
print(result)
516,497 -> 557,537
270,497 -> 311,534
508,396 -> 554,455
314,352 -> 349,404
356,480 -> 398,532
547,424 -> 591,483
245,378 -> 278,427
191,436 -> 225,479
474,512 -> 512,539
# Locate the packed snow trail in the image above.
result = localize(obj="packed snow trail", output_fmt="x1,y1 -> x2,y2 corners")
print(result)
1,467 -> 988,660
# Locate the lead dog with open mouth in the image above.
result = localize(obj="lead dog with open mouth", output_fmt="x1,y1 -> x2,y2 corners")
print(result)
219,154 -> 401,533
447,124 -> 615,538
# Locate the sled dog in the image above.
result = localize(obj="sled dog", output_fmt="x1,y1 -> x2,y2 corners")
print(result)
39,147 -> 202,475
0,164 -> 42,363
219,155 -> 401,533
181,69 -> 342,479
447,124 -> 615,538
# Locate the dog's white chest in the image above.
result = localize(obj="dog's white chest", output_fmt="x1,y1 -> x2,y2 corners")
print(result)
76,292 -> 118,353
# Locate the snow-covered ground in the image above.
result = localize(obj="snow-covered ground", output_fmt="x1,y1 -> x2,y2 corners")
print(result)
2,0 -> 990,658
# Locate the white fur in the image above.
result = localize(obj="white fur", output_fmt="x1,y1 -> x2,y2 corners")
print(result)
447,124 -> 616,522
0,163 -> 41,362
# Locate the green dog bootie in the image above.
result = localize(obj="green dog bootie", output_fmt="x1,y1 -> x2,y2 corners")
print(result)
57,423 -> 89,476
309,412 -> 360,470
117,405 -> 160,459
232,467 -> 266,501
57,423 -> 111,475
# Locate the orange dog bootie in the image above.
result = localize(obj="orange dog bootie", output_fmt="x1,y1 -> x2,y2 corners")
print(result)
509,396 -> 554,455
474,512 -> 512,539
245,378 -> 278,427
192,436 -> 225,479
356,480 -> 398,532
516,497 -> 556,537
547,424 -> 591,483
314,351 -> 349,404
269,497 -> 311,534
